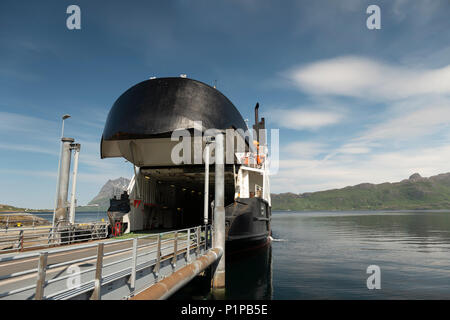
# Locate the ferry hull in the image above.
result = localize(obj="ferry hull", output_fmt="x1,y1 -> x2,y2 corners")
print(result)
225,197 -> 271,253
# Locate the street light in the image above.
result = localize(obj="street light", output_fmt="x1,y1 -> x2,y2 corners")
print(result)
61,114 -> 71,138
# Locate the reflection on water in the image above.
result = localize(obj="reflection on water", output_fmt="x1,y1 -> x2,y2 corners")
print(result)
171,244 -> 273,300
272,211 -> 450,299
226,245 -> 273,299
32,211 -> 108,223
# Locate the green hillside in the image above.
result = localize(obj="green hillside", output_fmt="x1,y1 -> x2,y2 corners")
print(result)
271,173 -> 450,211
0,204 -> 27,212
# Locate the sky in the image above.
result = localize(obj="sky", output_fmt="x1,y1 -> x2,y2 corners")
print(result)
0,0 -> 450,208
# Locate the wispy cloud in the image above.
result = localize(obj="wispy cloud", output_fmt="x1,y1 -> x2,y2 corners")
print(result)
283,142 -> 328,159
285,56 -> 450,100
0,143 -> 58,156
269,108 -> 345,130
355,98 -> 450,145
0,111 -> 57,134
273,144 -> 450,194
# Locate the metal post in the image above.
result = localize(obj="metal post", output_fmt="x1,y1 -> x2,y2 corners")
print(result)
203,142 -> 210,225
196,226 -> 200,255
212,131 -> 226,292
186,229 -> 191,262
172,232 -> 178,267
19,230 -> 24,252
204,225 -> 208,251
154,234 -> 161,280
130,238 -> 138,292
54,137 -> 74,229
52,115 -> 70,230
35,252 -> 48,300
91,243 -> 104,300
69,143 -> 80,225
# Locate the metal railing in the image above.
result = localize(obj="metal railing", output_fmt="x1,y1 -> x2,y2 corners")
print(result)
0,224 -> 212,300
0,222 -> 108,253
0,214 -> 50,229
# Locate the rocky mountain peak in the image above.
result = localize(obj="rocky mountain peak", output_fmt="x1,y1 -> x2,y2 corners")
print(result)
409,173 -> 422,181
88,177 -> 131,206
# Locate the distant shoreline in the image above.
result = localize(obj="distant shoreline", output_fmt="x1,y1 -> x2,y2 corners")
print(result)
272,209 -> 450,213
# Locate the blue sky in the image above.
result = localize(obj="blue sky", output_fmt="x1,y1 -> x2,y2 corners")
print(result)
1,0 -> 450,208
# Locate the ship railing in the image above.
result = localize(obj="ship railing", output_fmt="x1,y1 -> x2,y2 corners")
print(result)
0,224 -> 212,300
0,222 -> 109,253
237,152 -> 266,169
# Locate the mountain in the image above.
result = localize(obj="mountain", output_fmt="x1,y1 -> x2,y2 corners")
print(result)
271,173 -> 450,211
85,177 -> 131,210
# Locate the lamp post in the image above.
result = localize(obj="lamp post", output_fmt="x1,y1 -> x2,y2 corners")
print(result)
61,114 -> 71,138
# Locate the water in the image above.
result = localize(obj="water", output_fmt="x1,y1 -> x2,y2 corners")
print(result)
174,210 -> 450,299
34,210 -> 450,299
31,211 -> 108,224
271,210 -> 450,299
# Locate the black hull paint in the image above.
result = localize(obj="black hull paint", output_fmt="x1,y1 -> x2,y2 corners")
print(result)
225,197 -> 271,253
101,77 -> 248,151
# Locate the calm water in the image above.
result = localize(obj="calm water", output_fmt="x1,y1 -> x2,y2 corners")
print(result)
272,210 -> 450,299
32,211 -> 108,224
35,210 -> 450,299
176,210 -> 450,299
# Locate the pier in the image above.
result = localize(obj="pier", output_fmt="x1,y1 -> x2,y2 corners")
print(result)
0,225 -> 217,300
0,132 -> 227,300
0,77 -> 273,299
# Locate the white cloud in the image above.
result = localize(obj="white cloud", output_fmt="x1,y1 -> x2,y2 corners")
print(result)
352,97 -> 450,148
272,144 -> 450,194
0,111 -> 57,134
283,142 -> 327,158
270,108 -> 344,130
337,144 -> 371,155
286,56 -> 450,100
0,143 -> 58,156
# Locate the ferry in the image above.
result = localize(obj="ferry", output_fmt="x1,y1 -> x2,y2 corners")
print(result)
101,77 -> 272,251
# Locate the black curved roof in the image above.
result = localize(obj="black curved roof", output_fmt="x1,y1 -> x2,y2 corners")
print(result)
102,77 -> 247,141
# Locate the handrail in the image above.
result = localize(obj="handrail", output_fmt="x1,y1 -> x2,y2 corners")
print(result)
0,224 -> 212,300
0,222 -> 108,254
